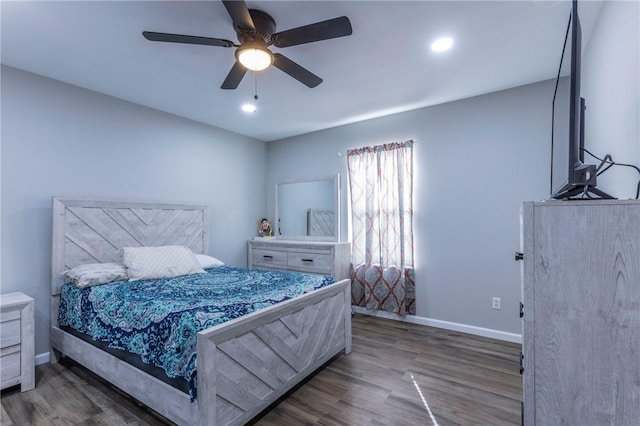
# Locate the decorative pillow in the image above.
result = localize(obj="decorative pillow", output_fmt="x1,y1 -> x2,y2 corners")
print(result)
63,263 -> 128,288
122,246 -> 205,281
195,254 -> 224,269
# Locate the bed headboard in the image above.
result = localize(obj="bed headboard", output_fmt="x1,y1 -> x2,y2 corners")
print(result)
51,198 -> 209,295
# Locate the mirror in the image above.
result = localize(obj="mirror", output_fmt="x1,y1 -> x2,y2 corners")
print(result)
275,175 -> 340,241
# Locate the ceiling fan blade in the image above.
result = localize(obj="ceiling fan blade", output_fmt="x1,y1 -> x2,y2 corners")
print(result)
222,0 -> 255,31
221,61 -> 248,89
142,31 -> 234,47
271,16 -> 352,48
272,53 -> 322,88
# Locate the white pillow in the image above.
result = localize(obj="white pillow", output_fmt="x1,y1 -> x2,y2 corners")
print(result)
122,246 -> 205,281
195,254 -> 224,269
63,262 -> 128,288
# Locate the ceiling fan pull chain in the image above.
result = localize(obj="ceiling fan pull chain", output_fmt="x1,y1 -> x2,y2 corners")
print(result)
253,70 -> 259,100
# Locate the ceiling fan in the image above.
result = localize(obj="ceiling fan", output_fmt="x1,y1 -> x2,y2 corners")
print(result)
142,0 -> 353,89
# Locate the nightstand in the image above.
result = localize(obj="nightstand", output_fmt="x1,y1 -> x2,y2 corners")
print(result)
0,292 -> 35,392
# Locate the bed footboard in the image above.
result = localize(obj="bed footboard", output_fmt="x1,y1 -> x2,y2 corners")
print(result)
51,279 -> 350,426
197,278 -> 351,426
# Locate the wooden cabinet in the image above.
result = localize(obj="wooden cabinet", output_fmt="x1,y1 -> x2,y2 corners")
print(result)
520,200 -> 640,425
248,239 -> 351,281
0,292 -> 35,392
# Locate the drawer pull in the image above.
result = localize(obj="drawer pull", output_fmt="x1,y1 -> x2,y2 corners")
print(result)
301,258 -> 314,263
262,255 -> 274,260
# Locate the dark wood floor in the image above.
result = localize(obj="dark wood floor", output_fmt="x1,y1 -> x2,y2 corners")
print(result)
1,315 -> 522,425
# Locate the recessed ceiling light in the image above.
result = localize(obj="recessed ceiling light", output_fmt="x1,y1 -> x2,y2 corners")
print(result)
242,103 -> 257,113
431,37 -> 453,52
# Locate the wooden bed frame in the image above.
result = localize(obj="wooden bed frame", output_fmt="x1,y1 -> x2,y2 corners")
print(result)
50,198 -> 352,425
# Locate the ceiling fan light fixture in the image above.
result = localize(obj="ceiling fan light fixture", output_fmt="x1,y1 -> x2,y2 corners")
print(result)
237,46 -> 273,71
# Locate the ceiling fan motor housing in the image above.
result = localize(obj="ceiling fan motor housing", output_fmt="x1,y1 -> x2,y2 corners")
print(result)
236,9 -> 276,46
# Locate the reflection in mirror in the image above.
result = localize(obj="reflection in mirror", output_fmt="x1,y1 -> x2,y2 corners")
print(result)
307,209 -> 334,237
275,175 -> 339,241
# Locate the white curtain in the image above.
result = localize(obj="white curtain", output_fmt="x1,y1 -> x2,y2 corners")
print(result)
347,140 -> 415,316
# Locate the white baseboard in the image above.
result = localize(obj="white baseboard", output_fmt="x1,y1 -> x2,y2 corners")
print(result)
35,352 -> 50,365
351,306 -> 522,344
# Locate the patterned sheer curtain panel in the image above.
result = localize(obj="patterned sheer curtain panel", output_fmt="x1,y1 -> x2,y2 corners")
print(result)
347,140 -> 415,316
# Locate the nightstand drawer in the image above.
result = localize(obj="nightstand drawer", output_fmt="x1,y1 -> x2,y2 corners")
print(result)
0,345 -> 21,382
0,292 -> 35,392
0,316 -> 21,348
251,249 -> 287,266
288,252 -> 332,274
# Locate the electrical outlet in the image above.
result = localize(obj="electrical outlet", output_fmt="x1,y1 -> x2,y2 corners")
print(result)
492,297 -> 501,310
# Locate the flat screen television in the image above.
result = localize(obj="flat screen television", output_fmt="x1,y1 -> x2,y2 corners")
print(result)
550,0 -> 613,199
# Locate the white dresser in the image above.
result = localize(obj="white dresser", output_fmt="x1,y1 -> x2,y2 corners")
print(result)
520,200 -> 640,425
248,239 -> 351,281
0,292 -> 35,392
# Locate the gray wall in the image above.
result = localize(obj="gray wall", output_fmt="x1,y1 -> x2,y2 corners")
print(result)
1,66 -> 266,356
582,0 -> 639,199
267,80 -> 554,334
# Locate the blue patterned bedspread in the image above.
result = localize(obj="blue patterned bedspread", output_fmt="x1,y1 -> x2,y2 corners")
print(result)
58,266 -> 336,399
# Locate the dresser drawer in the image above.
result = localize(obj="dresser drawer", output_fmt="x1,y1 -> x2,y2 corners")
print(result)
248,240 -> 350,280
251,249 -> 287,267
1,345 -> 21,383
0,313 -> 21,349
287,252 -> 333,274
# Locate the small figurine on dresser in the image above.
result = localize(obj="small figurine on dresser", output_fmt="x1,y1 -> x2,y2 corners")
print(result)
258,218 -> 273,237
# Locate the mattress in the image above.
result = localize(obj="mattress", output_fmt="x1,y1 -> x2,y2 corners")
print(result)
58,265 -> 336,399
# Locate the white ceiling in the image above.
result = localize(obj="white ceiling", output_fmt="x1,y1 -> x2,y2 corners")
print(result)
1,1 -> 604,142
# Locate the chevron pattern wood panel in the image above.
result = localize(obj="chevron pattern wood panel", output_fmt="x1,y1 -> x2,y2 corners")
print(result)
51,198 -> 207,295
214,292 -> 346,425
307,209 -> 335,237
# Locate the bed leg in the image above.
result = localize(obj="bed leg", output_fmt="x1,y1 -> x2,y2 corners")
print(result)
50,347 -> 63,364
197,334 -> 217,426
343,283 -> 352,354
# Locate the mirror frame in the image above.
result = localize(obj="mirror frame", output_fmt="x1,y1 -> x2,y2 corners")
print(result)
274,174 -> 340,241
